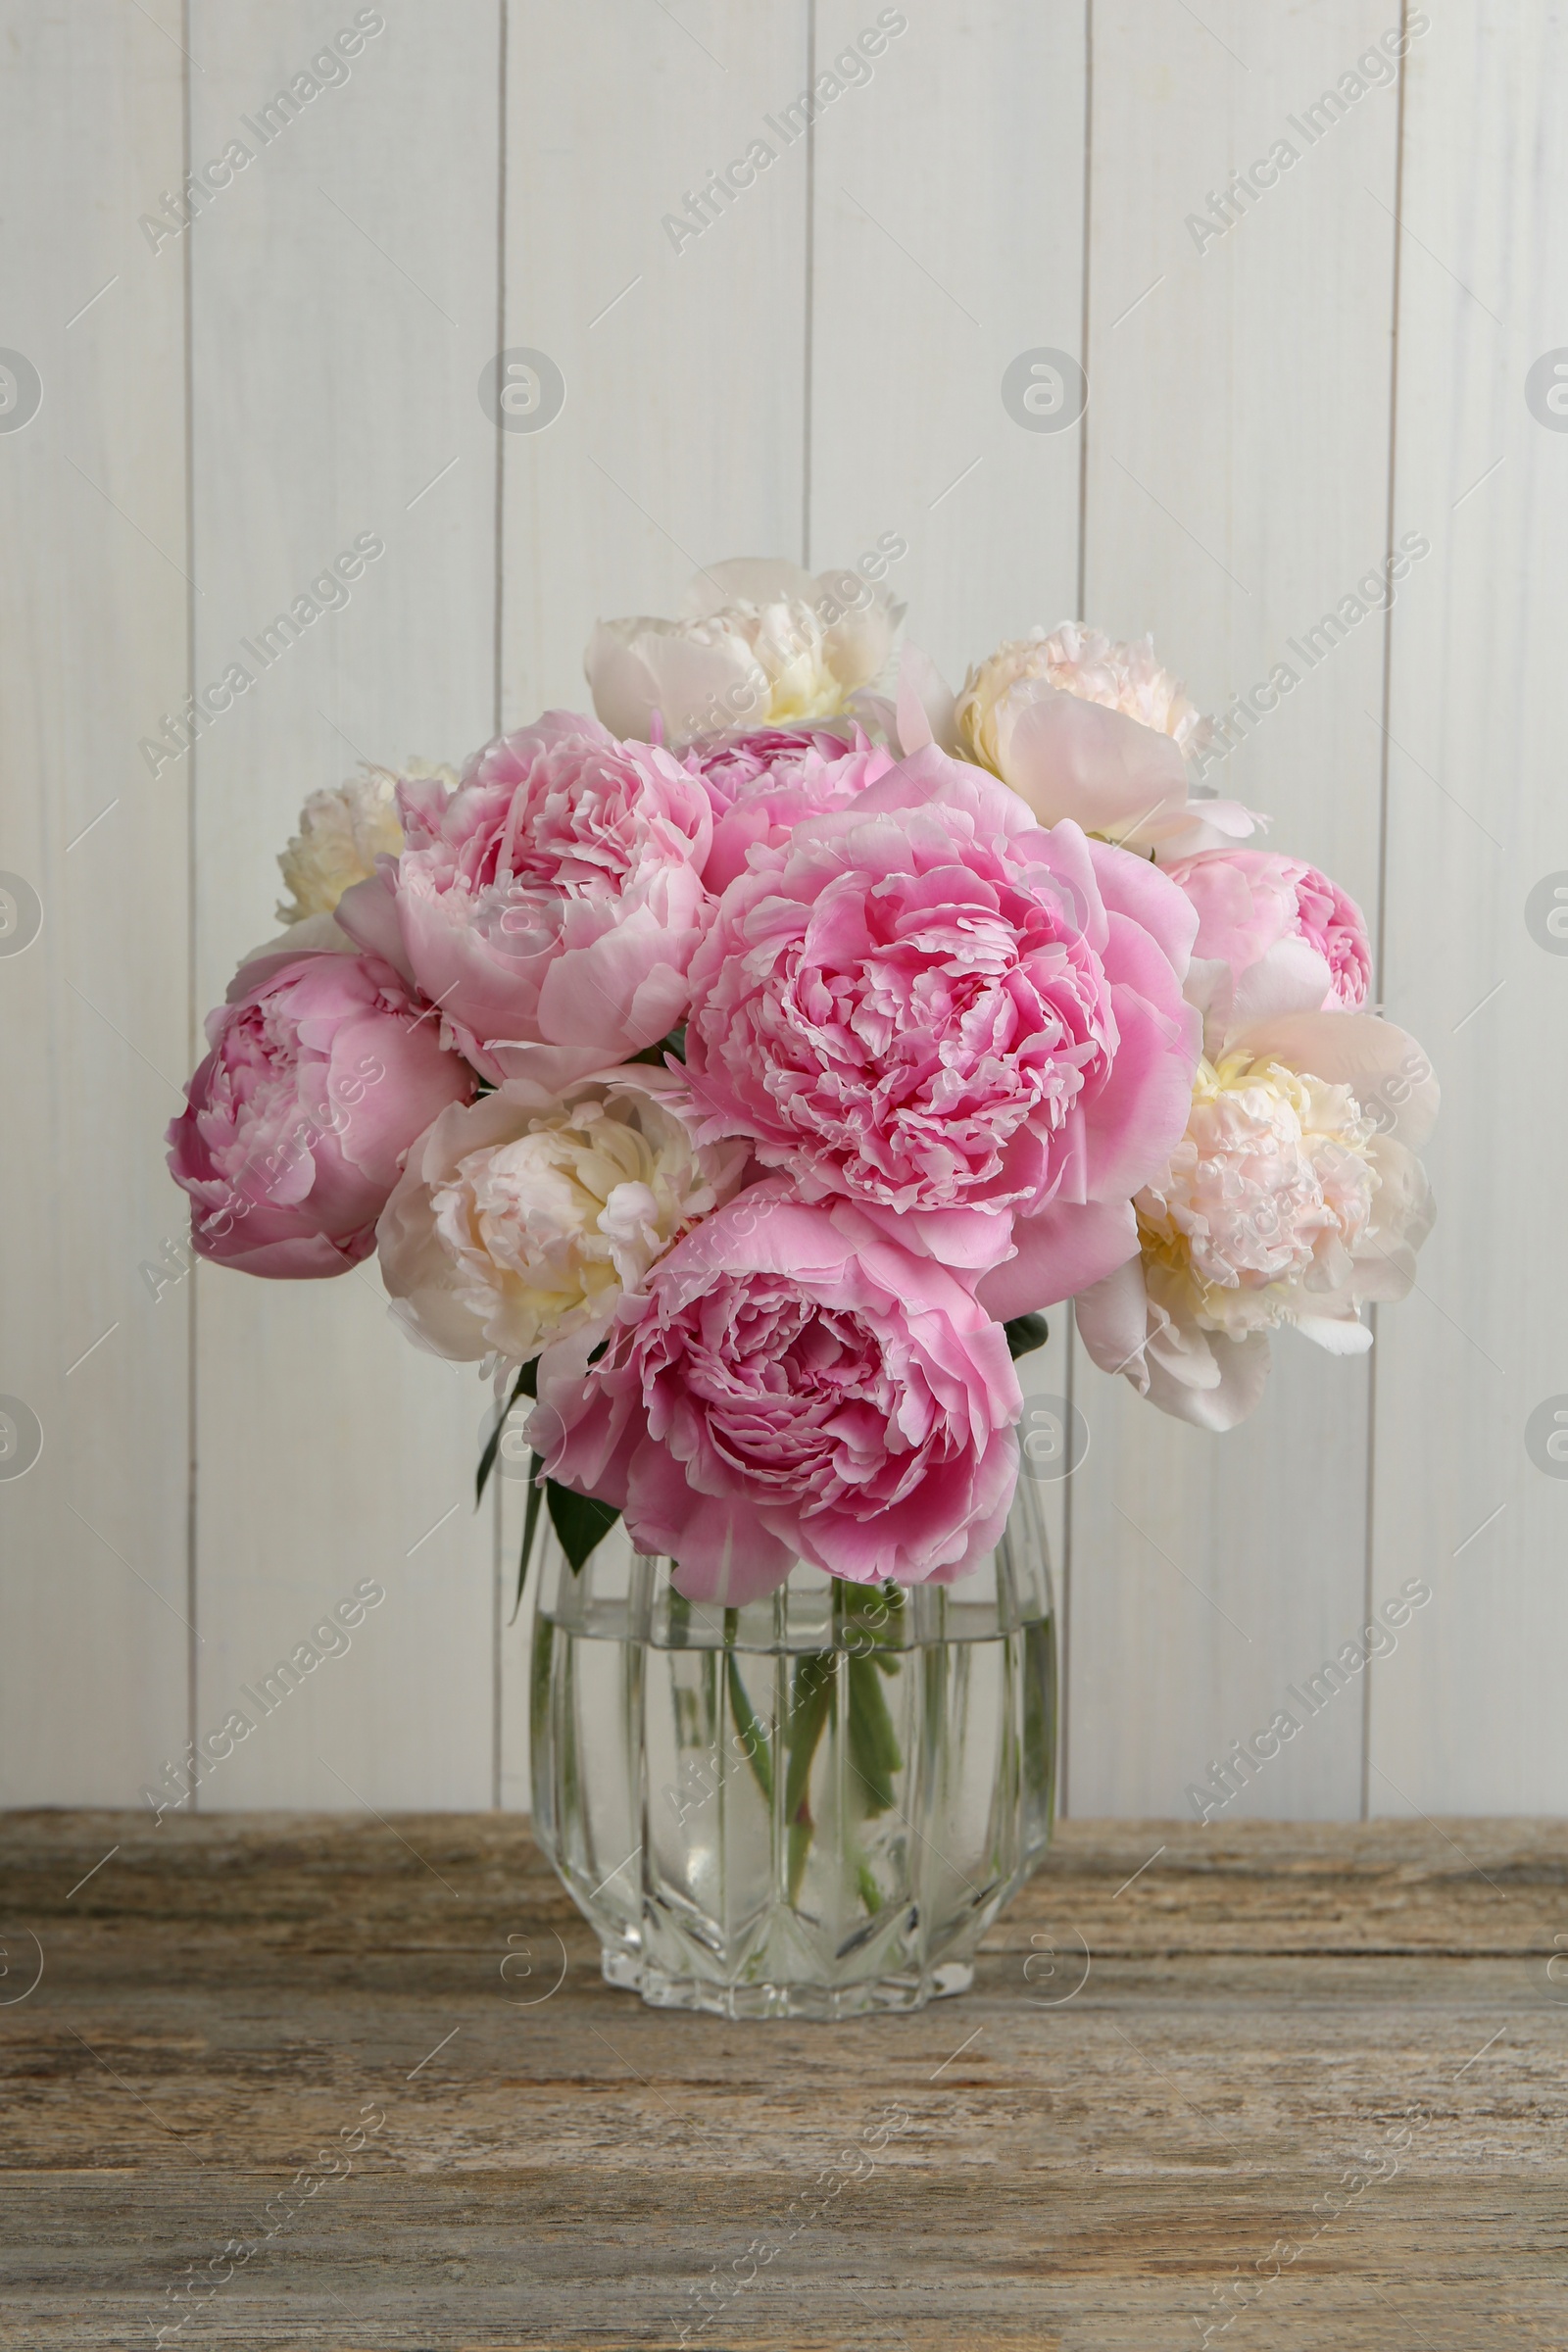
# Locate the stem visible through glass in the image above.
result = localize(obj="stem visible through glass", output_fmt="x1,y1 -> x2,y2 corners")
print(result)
714,1579 -> 906,1909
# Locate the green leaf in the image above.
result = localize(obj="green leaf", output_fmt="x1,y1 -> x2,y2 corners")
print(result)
1003,1311 -> 1050,1360
546,1479 -> 621,1572
627,1024 -> 686,1068
847,1652 -> 902,1817
783,1651 -> 836,1905
726,1651 -> 774,1807
476,1358 -> 537,1507
509,1461 -> 544,1626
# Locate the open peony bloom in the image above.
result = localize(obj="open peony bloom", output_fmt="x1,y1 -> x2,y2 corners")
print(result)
375,1066 -> 749,1364
168,950 -> 476,1278
335,710 -> 713,1089
1165,847 -> 1372,1054
681,749 -> 1200,1313
585,558 -> 903,744
530,1185 -> 1021,1602
685,725 -> 899,892
1075,998 -> 1438,1430
937,622 -> 1259,861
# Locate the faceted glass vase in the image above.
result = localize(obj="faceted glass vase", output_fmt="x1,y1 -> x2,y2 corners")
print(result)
528,1481 -> 1056,2021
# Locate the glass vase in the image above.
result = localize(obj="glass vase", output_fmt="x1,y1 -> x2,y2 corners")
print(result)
528,1481 -> 1056,2021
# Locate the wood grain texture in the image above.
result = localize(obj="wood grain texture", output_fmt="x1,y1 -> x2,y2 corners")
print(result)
1368,4 -> 1568,1812
186,0 -> 503,1813
1066,0 -> 1406,1819
0,2 -> 191,1802
0,1811 -> 1564,2348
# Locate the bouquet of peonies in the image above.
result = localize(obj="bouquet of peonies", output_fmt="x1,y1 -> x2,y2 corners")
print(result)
170,558 -> 1438,1605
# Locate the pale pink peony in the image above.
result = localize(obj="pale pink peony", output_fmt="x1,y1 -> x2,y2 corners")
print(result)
336,710 -> 713,1087
375,1065 -> 748,1364
168,950 -> 476,1278
681,749 -> 1200,1312
686,726 -> 899,892
530,1185 -> 1021,1602
932,622 -> 1260,861
1165,847 -> 1371,1043
1076,991 -> 1438,1430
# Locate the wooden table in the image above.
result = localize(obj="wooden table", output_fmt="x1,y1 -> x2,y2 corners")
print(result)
1,1811 -> 1564,2349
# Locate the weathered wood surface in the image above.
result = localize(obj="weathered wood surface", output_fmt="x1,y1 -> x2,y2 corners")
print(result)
1,1814 -> 1564,2349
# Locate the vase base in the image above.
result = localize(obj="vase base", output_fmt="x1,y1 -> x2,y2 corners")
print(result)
600,1946 -> 973,2020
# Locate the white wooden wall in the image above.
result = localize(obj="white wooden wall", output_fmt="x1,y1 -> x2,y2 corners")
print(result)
3,0 -> 1563,1821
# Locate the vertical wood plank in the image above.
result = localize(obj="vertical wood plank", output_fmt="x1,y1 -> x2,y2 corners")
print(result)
808,0 -> 1087,671
0,2 -> 190,1801
498,0 -> 814,1803
500,0 -> 812,724
1370,2 -> 1568,1813
1068,0 -> 1406,1817
807,0 -> 1087,1786
187,0 -> 502,1811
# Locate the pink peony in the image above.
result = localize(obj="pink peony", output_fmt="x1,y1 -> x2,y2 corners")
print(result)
678,721 -> 861,812
680,750 -> 1200,1311
685,726 -> 899,892
336,710 -> 713,1087
530,1185 -> 1021,1602
168,950 -> 476,1277
1165,848 -> 1371,1042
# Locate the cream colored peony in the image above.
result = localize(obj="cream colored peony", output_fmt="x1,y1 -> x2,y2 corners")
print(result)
947,622 -> 1255,860
585,558 -> 903,744
1076,1004 -> 1438,1430
374,1067 -> 750,1366
275,767 -> 428,924
962,623 -> 1207,761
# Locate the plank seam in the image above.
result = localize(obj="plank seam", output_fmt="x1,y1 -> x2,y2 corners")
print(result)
1061,0 -> 1095,1822
491,0 -> 511,1814
802,0 -> 816,571
181,0 -> 199,1802
1363,0 -> 1412,1827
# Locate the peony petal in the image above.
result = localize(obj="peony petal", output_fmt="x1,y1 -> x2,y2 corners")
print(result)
316,870 -> 412,983
1081,975 -> 1201,1201
999,687 -> 1190,835
977,1198 -> 1139,1319
1087,838 -> 1200,978
1072,1253 -> 1153,1378
1142,1327 -> 1273,1430
895,643 -> 960,757
681,558 -> 818,618
1223,937 -> 1335,1039
1229,1009 -> 1440,1149
236,908 -> 364,971
816,569 -> 903,691
1294,1314 -> 1374,1355
1147,798 -> 1267,860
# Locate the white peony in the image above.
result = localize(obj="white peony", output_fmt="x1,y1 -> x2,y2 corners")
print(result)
585,558 -> 903,744
1076,1003 -> 1438,1430
374,1066 -> 750,1366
